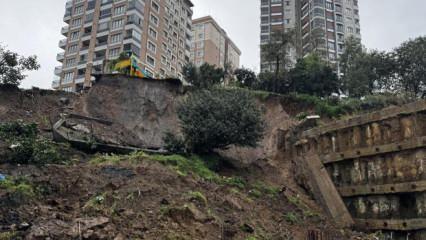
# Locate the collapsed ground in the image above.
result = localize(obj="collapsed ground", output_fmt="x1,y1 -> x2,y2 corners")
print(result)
0,86 -> 389,239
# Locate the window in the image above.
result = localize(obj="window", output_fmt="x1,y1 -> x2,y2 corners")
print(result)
150,14 -> 159,26
146,55 -> 155,67
98,22 -> 109,32
68,44 -> 78,53
336,24 -> 344,32
147,41 -> 156,53
148,27 -> 157,39
111,19 -> 124,30
70,31 -> 80,41
62,72 -> 74,84
109,47 -> 120,58
114,5 -> 126,15
62,87 -> 73,92
110,33 -> 122,44
72,18 -> 82,27
74,5 -> 84,15
65,58 -> 76,67
345,8 -> 352,15
151,1 -> 160,12
328,41 -> 335,50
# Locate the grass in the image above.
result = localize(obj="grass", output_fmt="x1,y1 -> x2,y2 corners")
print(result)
286,195 -> 321,221
241,87 -> 413,119
83,192 -> 107,212
283,212 -> 300,225
187,191 -> 208,206
0,177 -> 35,198
90,151 -> 248,190
0,231 -> 17,240
250,181 -> 280,198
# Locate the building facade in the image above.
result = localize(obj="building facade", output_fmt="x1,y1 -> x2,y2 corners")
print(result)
260,0 -> 361,71
53,0 -> 194,92
300,0 -> 361,64
260,0 -> 298,72
191,16 -> 241,71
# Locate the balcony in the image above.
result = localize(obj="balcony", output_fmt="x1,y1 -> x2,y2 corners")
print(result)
75,76 -> 86,84
61,26 -> 69,36
52,80 -> 60,89
56,53 -> 65,62
59,39 -> 67,49
54,66 -> 62,76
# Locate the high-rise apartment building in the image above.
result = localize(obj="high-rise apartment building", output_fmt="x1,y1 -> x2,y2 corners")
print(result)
300,0 -> 361,64
260,0 -> 297,72
191,16 -> 241,71
260,0 -> 361,71
53,0 -> 194,92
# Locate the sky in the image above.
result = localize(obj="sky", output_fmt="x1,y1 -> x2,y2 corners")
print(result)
0,0 -> 425,89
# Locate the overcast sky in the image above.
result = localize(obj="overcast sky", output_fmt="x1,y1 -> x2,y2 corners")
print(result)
0,0 -> 425,89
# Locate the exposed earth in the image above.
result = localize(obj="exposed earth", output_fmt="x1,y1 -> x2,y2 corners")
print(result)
0,85 -> 380,240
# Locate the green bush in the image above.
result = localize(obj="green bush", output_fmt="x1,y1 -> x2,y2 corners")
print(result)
163,132 -> 186,154
0,177 -> 36,199
177,88 -> 264,153
0,121 -> 37,140
0,121 -> 67,165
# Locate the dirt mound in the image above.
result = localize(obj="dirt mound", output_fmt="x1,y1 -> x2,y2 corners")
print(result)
0,87 -> 75,126
0,153 -> 352,239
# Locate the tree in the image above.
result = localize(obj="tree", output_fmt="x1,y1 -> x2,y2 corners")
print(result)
261,30 -> 295,78
182,63 -> 225,89
177,89 -> 264,153
234,67 -> 257,88
289,54 -> 339,97
256,71 -> 291,94
340,37 -> 397,97
394,36 -> 426,98
0,45 -> 40,86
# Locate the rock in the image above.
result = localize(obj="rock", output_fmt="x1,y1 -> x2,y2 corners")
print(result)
224,196 -> 243,211
241,223 -> 255,233
59,97 -> 70,105
114,233 -> 125,240
18,222 -> 31,230
165,204 -> 211,223
160,198 -> 170,205
68,217 -> 110,237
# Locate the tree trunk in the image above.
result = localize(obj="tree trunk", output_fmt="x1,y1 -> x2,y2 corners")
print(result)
275,57 -> 280,92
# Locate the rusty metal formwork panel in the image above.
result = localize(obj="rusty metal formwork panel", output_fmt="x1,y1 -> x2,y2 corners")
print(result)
293,100 -> 426,236
306,229 -> 330,240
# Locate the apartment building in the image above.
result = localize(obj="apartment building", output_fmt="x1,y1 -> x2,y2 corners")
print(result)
53,0 -> 194,92
260,0 -> 298,72
300,0 -> 361,64
191,16 -> 241,71
260,0 -> 361,72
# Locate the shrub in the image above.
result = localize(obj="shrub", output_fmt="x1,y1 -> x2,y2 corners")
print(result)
0,121 -> 67,165
177,88 -> 264,153
163,132 -> 186,154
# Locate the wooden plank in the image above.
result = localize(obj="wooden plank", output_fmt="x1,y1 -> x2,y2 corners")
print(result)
301,100 -> 426,138
321,136 -> 426,164
338,180 -> 426,197
354,218 -> 426,231
302,152 -> 354,228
